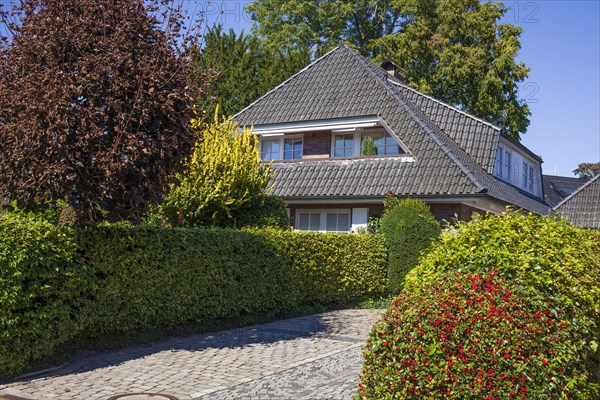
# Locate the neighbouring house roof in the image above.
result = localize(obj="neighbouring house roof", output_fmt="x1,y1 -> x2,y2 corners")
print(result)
235,44 -> 550,215
554,175 -> 600,228
542,174 -> 586,207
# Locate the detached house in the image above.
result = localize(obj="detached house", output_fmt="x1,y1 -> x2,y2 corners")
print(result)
234,45 -> 550,232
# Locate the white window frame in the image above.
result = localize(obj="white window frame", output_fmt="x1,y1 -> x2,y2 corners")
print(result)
331,128 -> 403,158
332,132 -> 355,157
295,209 -> 352,233
259,135 -> 303,161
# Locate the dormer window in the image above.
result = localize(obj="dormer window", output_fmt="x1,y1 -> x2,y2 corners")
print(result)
333,133 -> 354,157
260,136 -> 303,161
332,128 -> 403,158
361,131 -> 399,155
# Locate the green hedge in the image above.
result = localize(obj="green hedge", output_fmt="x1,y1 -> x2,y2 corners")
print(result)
0,219 -> 387,378
380,198 -> 440,294
0,213 -> 93,376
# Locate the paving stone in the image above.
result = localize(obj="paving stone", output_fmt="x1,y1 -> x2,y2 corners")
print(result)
0,309 -> 381,400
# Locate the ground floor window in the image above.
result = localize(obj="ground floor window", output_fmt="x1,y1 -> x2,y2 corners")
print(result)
296,209 -> 351,232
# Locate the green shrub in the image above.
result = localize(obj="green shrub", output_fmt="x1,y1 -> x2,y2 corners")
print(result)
358,271 -> 589,399
233,195 -> 289,229
405,211 -> 600,394
0,212 -> 93,377
380,198 -> 440,294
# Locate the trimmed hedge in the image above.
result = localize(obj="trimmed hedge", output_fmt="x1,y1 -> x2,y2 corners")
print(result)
380,198 -> 440,294
405,211 -> 600,395
0,219 -> 387,378
358,271 -> 588,399
0,213 -> 93,376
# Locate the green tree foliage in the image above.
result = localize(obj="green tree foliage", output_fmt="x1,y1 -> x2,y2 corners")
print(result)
161,109 -> 273,227
361,136 -> 378,156
380,198 -> 441,294
196,25 -> 310,118
0,0 -> 212,224
375,0 -> 531,139
573,162 -> 600,179
246,0 -> 407,58
246,0 -> 530,138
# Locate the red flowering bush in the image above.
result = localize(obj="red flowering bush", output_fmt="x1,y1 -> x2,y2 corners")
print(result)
357,271 -> 588,399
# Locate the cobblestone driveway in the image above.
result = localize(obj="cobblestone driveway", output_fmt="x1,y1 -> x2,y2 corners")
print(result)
0,309 -> 381,400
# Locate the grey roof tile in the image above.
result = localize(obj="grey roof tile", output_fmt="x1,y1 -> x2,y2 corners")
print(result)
236,45 -> 549,215
542,174 -> 586,207
554,175 -> 600,228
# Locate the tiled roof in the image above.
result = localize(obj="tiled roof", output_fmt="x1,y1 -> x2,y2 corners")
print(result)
554,175 -> 600,228
542,174 -> 586,207
389,82 -> 500,173
235,45 -> 549,215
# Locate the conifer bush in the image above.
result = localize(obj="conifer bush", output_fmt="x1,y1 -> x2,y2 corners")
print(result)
357,271 -> 588,399
380,198 -> 440,294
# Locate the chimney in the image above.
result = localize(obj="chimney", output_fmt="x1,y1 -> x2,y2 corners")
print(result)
380,61 -> 404,82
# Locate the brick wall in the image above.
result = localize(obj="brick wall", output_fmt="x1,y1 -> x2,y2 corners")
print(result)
303,131 -> 331,157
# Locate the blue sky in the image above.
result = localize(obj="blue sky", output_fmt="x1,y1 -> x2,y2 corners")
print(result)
199,0 -> 600,178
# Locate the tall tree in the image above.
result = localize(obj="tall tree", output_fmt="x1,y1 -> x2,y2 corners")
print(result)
375,0 -> 530,139
573,162 -> 600,179
0,0 -> 212,223
196,25 -> 310,118
246,0 -> 406,58
246,0 -> 530,139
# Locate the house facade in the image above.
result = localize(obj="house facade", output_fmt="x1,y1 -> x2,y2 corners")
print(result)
234,45 -> 550,232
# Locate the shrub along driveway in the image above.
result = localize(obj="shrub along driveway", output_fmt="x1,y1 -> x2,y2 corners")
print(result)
0,309 -> 381,400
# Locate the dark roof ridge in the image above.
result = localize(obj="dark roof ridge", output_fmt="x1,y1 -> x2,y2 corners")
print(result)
386,71 -> 543,164
233,46 -> 340,121
554,174 -> 600,210
343,45 -> 488,193
386,78 -> 502,132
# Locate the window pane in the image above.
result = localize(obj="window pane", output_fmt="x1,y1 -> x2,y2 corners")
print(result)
309,213 -> 321,231
261,139 -> 280,161
338,213 -> 349,232
529,166 -> 534,190
334,134 -> 353,157
298,213 -> 309,230
505,151 -> 511,180
494,148 -> 501,176
362,131 -> 400,155
284,137 -> 303,160
326,213 -> 337,231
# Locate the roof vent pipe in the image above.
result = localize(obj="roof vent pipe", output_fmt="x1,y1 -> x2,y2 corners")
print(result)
380,61 -> 404,82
